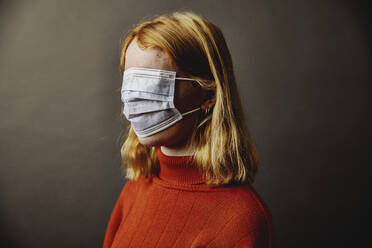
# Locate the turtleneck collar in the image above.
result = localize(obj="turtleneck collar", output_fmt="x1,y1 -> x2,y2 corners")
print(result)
155,146 -> 207,185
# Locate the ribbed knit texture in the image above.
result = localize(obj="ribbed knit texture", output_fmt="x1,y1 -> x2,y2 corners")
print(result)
103,146 -> 276,248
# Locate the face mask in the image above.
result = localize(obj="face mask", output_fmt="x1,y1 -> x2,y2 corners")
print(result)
121,67 -> 201,138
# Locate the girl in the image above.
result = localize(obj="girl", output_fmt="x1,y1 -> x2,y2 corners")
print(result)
103,11 -> 276,248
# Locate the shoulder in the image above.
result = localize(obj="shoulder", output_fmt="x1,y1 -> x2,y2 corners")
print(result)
224,183 -> 273,233
207,184 -> 274,247
117,175 -> 153,200
116,176 -> 143,205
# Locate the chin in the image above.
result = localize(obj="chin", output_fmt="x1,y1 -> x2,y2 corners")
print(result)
137,123 -> 189,147
137,128 -> 170,147
137,136 -> 161,147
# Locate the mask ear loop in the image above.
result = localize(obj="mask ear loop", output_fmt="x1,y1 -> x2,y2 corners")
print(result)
175,77 -> 203,117
175,77 -> 196,81
181,107 -> 201,116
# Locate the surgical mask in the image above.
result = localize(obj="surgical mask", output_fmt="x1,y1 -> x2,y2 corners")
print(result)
121,67 -> 201,138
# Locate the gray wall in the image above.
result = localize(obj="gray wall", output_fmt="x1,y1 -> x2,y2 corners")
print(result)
0,0 -> 370,247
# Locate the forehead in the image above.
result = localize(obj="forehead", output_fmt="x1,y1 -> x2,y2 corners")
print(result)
124,38 -> 177,72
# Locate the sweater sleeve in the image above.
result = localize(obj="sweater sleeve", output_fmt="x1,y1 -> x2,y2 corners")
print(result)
102,180 -> 133,248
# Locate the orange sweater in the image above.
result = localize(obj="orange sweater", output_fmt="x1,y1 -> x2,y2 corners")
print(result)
103,146 -> 276,248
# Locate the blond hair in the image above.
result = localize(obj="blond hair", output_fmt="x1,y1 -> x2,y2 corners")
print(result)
119,11 -> 259,185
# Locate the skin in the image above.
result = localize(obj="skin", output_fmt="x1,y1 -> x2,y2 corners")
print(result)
124,38 -> 216,156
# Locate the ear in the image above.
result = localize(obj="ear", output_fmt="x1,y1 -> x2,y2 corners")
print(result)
201,86 -> 216,110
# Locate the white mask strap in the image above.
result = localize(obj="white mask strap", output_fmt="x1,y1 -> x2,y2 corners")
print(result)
175,77 -> 201,116
181,107 -> 201,116
175,77 -> 196,81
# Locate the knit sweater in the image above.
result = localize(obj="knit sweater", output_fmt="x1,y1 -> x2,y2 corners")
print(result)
103,146 -> 276,248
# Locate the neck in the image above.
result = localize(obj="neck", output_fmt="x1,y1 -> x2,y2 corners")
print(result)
155,146 -> 207,185
161,139 -> 195,156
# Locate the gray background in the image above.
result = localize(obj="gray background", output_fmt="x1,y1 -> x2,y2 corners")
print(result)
0,0 -> 370,247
